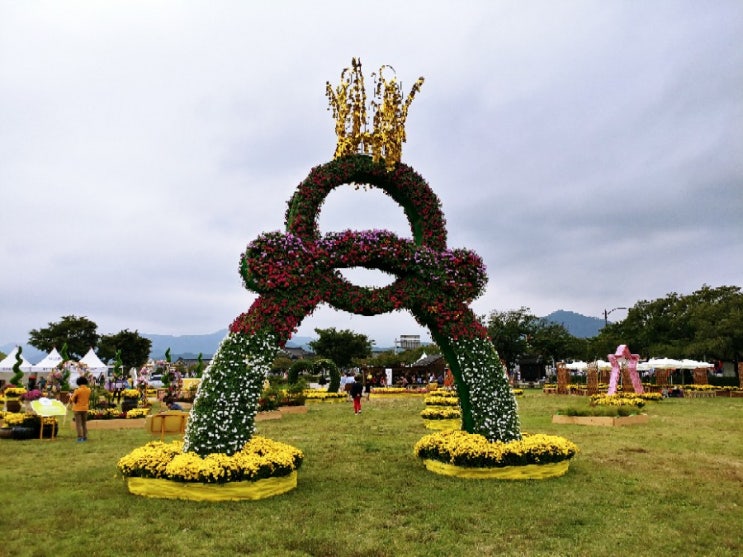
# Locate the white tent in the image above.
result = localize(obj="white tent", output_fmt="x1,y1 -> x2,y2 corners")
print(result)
32,347 -> 64,372
0,346 -> 33,372
79,348 -> 108,377
646,357 -> 682,370
679,359 -> 713,369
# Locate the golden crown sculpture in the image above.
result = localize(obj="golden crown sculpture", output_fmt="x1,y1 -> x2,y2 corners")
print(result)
326,58 -> 424,171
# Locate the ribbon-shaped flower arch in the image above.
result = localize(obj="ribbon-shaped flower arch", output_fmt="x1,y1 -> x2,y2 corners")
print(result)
183,154 -> 521,457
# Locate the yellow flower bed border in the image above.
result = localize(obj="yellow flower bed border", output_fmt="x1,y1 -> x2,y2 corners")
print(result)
422,459 -> 569,480
423,418 -> 461,430
126,471 -> 297,501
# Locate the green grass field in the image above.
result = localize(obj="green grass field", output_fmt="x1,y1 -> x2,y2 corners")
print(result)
1,392 -> 741,557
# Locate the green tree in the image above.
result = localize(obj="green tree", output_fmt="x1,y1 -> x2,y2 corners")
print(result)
485,307 -> 539,371
308,327 -> 373,369
586,322 -> 626,361
359,349 -> 403,368
359,343 -> 441,368
590,284 -> 743,366
98,329 -> 152,369
530,320 -> 585,363
28,315 -> 99,360
677,285 -> 743,362
271,356 -> 294,375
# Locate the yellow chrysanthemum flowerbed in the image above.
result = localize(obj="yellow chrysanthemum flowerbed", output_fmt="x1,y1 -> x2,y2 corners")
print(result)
118,437 -> 304,501
372,387 -> 409,395
303,390 -> 346,401
611,391 -> 662,401
1,412 -> 57,428
3,412 -> 31,426
636,392 -> 663,401
428,389 -> 457,397
424,395 -> 459,407
121,389 -> 140,398
118,437 -> 303,484
3,387 -> 27,397
683,384 -> 717,391
125,408 -> 150,419
420,407 -> 461,420
590,394 -> 646,408
511,389 -> 524,396
414,430 -> 578,480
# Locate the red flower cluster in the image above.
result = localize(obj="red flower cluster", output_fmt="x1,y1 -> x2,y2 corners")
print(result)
230,154 -> 490,344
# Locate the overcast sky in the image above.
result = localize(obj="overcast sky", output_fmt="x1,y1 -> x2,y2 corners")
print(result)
1,1 -> 741,349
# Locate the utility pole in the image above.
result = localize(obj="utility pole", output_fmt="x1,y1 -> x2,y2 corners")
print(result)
604,307 -> 627,327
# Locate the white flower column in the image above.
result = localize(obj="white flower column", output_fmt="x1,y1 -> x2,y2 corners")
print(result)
183,331 -> 278,457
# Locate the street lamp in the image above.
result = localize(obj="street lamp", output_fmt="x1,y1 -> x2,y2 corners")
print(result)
604,307 -> 627,327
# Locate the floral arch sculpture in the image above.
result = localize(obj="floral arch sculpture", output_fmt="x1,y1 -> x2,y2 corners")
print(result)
119,61 -> 575,496
182,152 -> 521,456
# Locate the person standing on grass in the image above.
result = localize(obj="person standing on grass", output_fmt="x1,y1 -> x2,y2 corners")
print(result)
70,376 -> 91,442
364,373 -> 373,400
350,375 -> 364,414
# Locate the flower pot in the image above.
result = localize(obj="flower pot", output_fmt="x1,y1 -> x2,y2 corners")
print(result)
5,399 -> 22,413
121,399 -> 139,413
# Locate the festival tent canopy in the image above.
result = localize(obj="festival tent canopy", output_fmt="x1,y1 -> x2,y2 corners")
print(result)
646,357 -> 683,370
79,348 -> 108,377
565,361 -> 588,371
31,347 -> 64,372
679,359 -> 713,369
0,347 -> 33,372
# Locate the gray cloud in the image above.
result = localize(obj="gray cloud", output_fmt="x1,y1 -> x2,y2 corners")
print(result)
1,1 -> 741,347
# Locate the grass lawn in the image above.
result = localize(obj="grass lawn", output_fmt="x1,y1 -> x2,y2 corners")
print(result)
1,392 -> 741,557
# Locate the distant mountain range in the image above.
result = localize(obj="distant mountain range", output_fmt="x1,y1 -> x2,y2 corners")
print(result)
144,331 -> 316,360
542,310 -> 606,338
2,310 -> 606,362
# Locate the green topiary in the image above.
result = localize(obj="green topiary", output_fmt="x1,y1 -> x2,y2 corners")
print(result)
10,346 -> 25,387
287,360 -> 314,384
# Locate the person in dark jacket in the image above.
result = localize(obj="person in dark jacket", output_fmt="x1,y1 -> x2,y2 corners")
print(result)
350,376 -> 364,414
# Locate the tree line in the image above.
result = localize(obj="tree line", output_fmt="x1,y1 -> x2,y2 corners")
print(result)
25,315 -> 151,370
11,284 -> 741,375
485,284 -> 742,372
